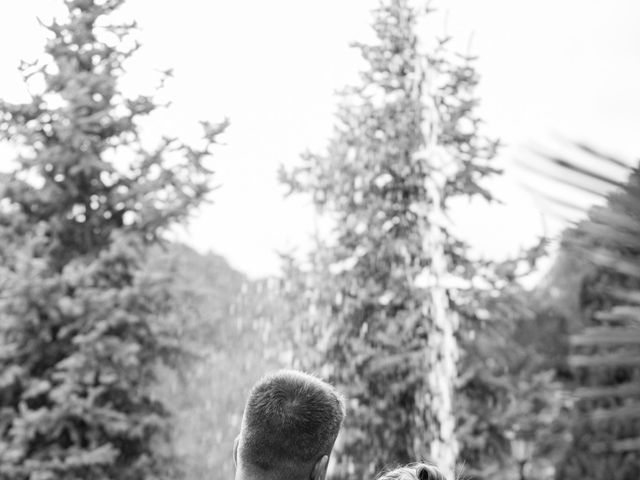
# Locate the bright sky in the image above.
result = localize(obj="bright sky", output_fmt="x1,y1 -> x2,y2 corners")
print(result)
1,1 -> 639,278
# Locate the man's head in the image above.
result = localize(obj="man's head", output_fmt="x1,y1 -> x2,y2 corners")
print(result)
234,370 -> 345,480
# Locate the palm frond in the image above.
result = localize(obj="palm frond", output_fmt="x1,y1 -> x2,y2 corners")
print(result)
574,382 -> 640,400
590,404 -> 640,422
529,142 -> 640,475
609,437 -> 640,452
570,327 -> 640,347
531,148 -> 627,189
588,206 -> 640,236
603,287 -> 640,305
574,142 -> 636,170
568,353 -> 640,368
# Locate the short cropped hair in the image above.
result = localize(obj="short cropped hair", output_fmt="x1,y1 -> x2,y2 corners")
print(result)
377,463 -> 449,480
239,370 -> 345,472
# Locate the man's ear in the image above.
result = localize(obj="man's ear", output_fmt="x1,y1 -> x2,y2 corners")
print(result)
311,455 -> 329,480
233,436 -> 240,467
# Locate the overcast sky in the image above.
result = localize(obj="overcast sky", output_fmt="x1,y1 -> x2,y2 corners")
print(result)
1,0 -> 639,277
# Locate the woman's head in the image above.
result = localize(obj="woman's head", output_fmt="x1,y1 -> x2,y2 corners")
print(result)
377,462 -> 448,480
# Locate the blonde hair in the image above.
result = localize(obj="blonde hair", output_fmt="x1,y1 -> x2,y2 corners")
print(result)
377,462 -> 448,480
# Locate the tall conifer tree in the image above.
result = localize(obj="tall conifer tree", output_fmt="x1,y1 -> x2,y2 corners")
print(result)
0,1 -> 226,478
281,0 -> 499,478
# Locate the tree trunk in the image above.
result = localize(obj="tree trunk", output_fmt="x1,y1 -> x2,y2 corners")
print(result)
411,1 -> 459,476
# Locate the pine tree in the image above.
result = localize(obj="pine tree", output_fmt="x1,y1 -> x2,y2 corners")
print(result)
0,1 -> 226,479
280,1 -> 500,478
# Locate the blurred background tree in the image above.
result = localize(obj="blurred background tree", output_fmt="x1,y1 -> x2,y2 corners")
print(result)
0,1 -> 226,479
278,1 -> 551,479
526,147 -> 640,480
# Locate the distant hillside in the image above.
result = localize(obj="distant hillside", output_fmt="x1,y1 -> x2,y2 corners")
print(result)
145,242 -> 247,348
146,242 -> 284,480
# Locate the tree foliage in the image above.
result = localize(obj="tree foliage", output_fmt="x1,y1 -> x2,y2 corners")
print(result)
278,1 -> 525,478
532,147 -> 640,480
0,1 -> 226,479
